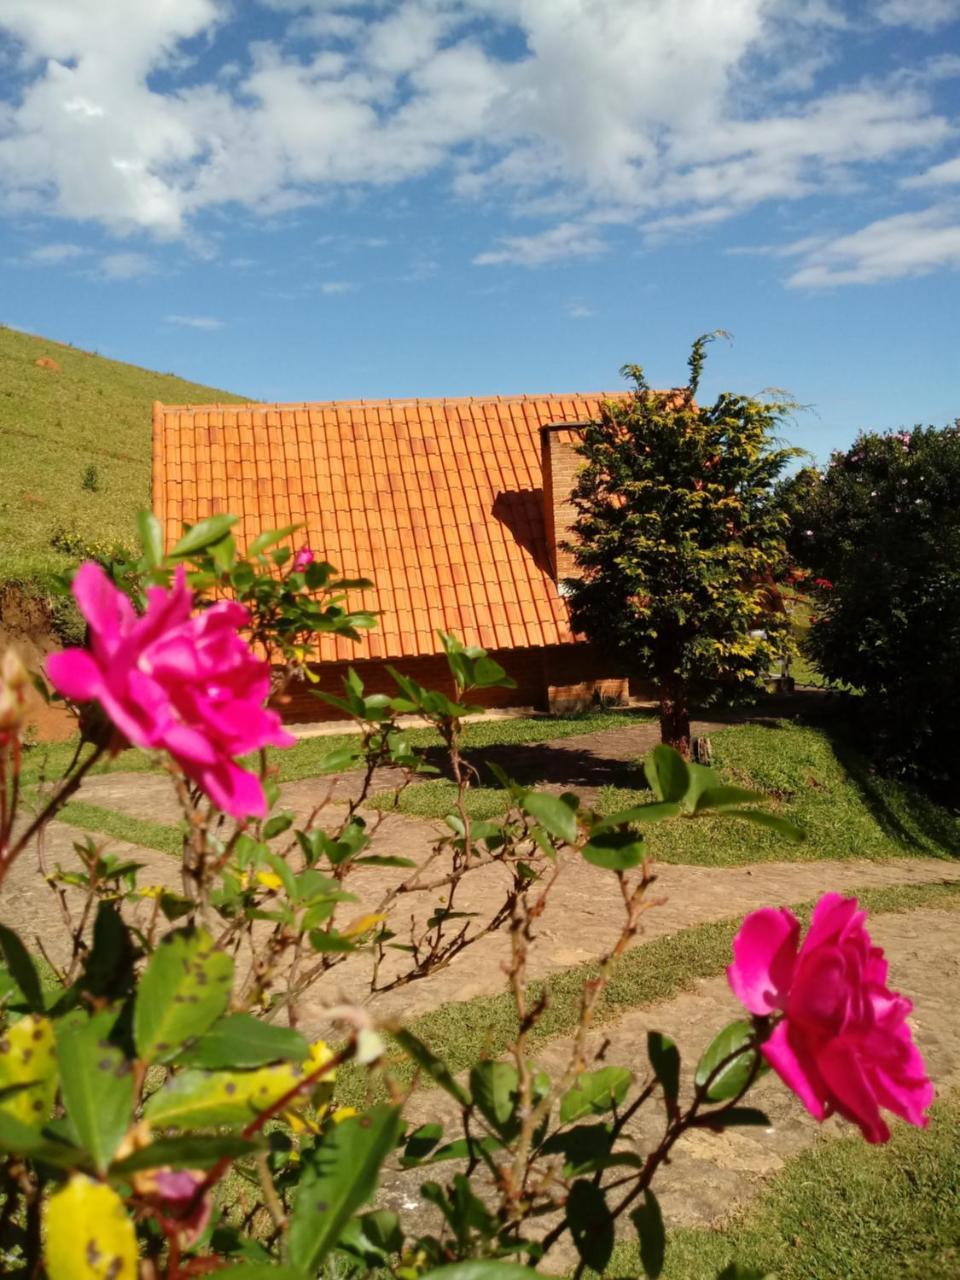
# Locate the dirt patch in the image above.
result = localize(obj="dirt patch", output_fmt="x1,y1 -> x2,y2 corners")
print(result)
0,585 -> 75,741
34,356 -> 60,372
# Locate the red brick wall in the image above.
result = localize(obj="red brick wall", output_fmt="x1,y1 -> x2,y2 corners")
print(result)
277,643 -> 636,722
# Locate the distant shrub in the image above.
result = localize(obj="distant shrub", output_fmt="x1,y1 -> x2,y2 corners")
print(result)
81,463 -> 99,492
788,424 -> 960,788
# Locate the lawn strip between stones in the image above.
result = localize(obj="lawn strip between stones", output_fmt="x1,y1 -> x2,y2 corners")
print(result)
335,879 -> 960,1108
56,801 -> 187,855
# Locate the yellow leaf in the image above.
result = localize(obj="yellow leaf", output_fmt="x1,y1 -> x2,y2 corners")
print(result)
342,912 -> 387,939
0,1015 -> 57,1129
44,1176 -> 138,1280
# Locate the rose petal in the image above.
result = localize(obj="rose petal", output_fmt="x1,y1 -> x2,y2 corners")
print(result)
762,1019 -> 828,1122
45,649 -> 101,702
727,907 -> 800,1015
818,1040 -> 889,1143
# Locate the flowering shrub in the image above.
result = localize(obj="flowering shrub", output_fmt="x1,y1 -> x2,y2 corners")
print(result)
785,424 -> 960,787
0,515 -> 932,1279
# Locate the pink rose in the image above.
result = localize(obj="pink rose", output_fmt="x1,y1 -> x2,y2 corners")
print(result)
728,893 -> 933,1143
292,545 -> 315,572
46,563 -> 294,818
138,1168 -> 211,1247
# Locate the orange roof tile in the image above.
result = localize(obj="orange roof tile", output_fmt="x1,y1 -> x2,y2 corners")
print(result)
152,393 -> 623,663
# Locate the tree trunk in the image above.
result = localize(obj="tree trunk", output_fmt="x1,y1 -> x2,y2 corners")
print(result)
658,671 -> 691,758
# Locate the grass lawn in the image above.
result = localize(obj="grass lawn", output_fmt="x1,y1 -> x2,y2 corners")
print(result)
0,324 -> 245,585
20,706 -> 654,795
371,720 -> 960,866
603,1092 -> 960,1280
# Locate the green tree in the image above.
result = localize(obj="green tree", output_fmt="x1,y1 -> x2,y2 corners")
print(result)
794,424 -> 960,788
567,334 -> 798,755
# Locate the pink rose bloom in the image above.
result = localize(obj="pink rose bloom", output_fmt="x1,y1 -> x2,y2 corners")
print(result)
46,562 -> 294,818
292,545 -> 315,572
728,893 -> 933,1143
142,1169 -> 211,1246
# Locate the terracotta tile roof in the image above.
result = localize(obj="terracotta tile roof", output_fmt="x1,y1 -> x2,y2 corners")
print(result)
152,394 -> 623,663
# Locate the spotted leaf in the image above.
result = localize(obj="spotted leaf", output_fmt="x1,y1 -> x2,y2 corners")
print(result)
43,1176 -> 137,1280
134,927 -> 233,1065
0,1014 -> 57,1130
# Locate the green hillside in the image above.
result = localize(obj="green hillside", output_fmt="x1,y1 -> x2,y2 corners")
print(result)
0,325 -> 246,585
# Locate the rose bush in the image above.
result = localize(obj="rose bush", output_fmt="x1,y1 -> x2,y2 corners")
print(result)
0,513 -> 936,1279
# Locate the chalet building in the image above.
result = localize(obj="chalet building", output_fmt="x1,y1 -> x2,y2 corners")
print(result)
152,394 -> 646,721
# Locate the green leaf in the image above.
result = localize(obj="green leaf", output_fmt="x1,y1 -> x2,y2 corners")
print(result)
468,1060 -> 519,1137
0,1110 -> 85,1166
174,1014 -> 309,1070
695,1021 -> 762,1102
339,1209 -> 404,1264
110,1133 -> 266,1174
647,1031 -> 680,1116
137,510 -> 164,567
581,830 -> 645,871
43,1176 -> 138,1280
723,809 -> 805,843
288,1105 -> 403,1273
392,1028 -> 471,1107
0,924 -> 44,1011
81,903 -> 137,1002
694,784 -> 765,812
567,1179 -> 614,1273
590,801 -> 680,833
631,1190 -> 665,1278
521,792 -> 578,843
560,1066 -> 633,1124
134,927 -> 233,1064
644,745 -> 690,803
55,1010 -> 133,1173
0,1014 -> 57,1129
169,514 -> 239,558
247,524 -> 302,557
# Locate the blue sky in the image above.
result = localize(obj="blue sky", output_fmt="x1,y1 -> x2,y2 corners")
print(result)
1,0 -> 958,464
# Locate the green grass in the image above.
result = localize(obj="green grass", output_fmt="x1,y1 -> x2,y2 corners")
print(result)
19,708 -> 654,792
56,801 -> 186,856
334,878 -> 960,1108
372,721 -> 960,866
602,1092 -> 960,1280
0,324 -> 246,584
272,707 -> 655,784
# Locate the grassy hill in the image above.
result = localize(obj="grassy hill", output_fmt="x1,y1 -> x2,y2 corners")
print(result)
0,325 -> 247,586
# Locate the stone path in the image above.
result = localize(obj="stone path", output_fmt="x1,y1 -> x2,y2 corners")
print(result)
376,905 -> 960,1267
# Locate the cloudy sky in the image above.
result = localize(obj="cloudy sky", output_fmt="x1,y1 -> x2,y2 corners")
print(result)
1,0 -> 958,459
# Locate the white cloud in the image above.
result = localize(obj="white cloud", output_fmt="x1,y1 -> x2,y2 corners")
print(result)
474,221 -> 606,267
0,0 -> 956,276
786,204 -> 960,286
319,280 -> 353,294
565,301 -> 595,319
26,241 -> 87,264
165,313 -> 224,328
97,251 -> 154,280
873,0 -> 960,30
903,155 -> 960,188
